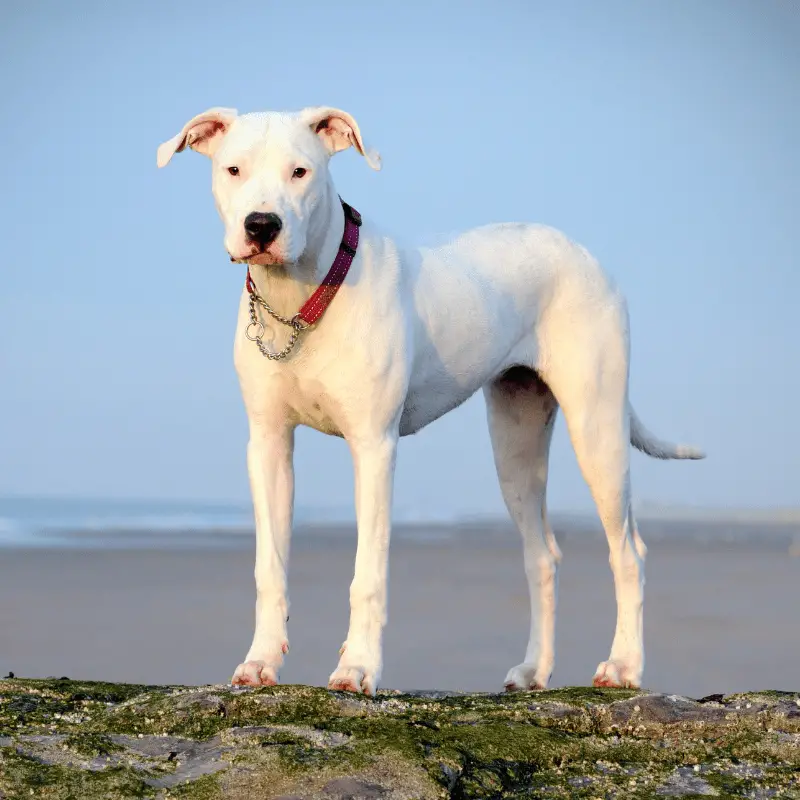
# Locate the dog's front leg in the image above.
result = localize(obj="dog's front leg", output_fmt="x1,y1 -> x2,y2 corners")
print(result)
231,425 -> 294,686
328,433 -> 398,696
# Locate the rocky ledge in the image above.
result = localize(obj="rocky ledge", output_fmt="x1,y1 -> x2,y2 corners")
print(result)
1,678 -> 799,799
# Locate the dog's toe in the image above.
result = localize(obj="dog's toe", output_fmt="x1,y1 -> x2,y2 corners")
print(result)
328,666 -> 375,696
504,679 -> 545,692
231,660 -> 279,687
592,659 -> 640,689
328,675 -> 361,693
503,663 -> 548,692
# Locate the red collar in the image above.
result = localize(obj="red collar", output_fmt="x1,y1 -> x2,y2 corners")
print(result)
245,199 -> 362,328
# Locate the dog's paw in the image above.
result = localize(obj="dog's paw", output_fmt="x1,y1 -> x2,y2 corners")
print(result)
503,662 -> 549,692
231,650 -> 285,687
328,665 -> 377,696
592,659 -> 641,689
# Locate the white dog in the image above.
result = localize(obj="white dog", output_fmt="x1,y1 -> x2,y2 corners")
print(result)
157,106 -> 703,695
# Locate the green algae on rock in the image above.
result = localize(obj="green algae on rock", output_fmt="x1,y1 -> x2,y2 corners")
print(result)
1,678 -> 799,798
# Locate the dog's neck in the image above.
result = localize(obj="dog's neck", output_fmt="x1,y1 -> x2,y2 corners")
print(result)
246,184 -> 345,317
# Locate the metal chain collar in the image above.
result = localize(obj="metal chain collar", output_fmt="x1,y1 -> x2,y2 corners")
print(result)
245,290 -> 308,361
242,199 -> 360,361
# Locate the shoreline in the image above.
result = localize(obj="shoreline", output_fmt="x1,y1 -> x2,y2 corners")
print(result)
1,516 -> 798,552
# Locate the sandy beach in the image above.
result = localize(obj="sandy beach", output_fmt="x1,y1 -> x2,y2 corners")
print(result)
0,524 -> 797,698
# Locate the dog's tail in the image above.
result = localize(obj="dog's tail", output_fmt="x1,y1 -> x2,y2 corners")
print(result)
629,404 -> 705,460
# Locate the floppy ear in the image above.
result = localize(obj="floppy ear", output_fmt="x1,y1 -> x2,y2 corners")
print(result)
156,107 -> 238,168
301,106 -> 381,171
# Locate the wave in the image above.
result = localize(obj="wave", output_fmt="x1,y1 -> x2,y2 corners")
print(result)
0,496 -> 255,548
1,496 -> 797,550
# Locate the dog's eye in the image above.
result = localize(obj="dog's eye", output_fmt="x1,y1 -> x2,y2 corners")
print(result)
227,166 -> 240,176
292,167 -> 307,179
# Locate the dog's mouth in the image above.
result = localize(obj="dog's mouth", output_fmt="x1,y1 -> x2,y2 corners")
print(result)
228,247 -> 284,267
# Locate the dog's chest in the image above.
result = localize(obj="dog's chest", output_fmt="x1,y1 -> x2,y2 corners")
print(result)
288,391 -> 345,437
241,363 -> 346,438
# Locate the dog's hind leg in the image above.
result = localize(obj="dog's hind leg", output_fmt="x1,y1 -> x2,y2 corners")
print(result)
485,367 -> 561,691
543,308 -> 647,689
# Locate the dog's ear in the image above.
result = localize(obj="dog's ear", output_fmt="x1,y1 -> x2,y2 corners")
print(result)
301,107 -> 381,171
157,107 -> 238,168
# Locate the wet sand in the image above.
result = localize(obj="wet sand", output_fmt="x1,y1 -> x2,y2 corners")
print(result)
0,527 -> 797,698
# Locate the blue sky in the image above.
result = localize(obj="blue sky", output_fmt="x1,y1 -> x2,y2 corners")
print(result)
1,0 -> 798,516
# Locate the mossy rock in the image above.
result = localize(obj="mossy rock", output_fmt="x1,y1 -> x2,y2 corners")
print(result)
1,678 -> 799,798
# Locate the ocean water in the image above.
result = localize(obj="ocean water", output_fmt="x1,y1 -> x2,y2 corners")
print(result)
1,495 -> 797,551
0,496 -> 465,549
0,496 -> 259,549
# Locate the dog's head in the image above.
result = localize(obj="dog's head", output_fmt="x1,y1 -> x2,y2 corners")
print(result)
157,107 -> 380,266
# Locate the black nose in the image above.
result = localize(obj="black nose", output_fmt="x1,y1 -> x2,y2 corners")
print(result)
244,212 -> 282,248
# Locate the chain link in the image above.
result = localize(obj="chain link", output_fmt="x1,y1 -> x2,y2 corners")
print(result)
245,290 -> 307,361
